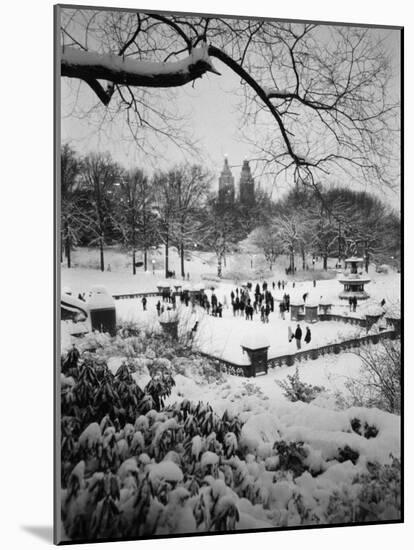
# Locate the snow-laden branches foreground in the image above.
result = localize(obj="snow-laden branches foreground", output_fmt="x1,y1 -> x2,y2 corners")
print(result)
60,9 -> 401,190
62,45 -> 220,105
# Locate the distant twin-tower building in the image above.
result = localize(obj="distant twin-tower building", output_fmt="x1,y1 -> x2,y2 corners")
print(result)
218,156 -> 255,206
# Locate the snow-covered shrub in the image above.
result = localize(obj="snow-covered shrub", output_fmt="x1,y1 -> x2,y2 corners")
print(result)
325,457 -> 401,523
277,368 -> 327,403
60,332 -> 401,541
342,340 -> 401,414
350,417 -> 379,439
225,366 -> 245,377
273,441 -> 309,478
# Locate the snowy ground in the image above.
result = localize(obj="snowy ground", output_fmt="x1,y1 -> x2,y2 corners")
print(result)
62,247 -> 400,365
62,246 -> 400,305
165,352 -> 363,415
60,248 -> 401,533
110,297 -> 362,365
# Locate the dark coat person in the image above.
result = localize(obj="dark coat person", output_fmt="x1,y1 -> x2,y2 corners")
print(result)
305,327 -> 311,344
295,325 -> 302,349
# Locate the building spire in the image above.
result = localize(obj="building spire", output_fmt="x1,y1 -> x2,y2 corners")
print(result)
218,155 -> 235,205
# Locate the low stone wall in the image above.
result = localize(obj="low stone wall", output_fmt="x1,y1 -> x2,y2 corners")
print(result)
267,329 -> 395,369
112,291 -> 161,300
202,329 -> 396,376
319,313 -> 366,327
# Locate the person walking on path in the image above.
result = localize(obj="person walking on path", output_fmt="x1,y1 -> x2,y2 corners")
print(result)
264,303 -> 270,323
304,326 -> 311,344
156,300 -> 161,316
142,296 -> 147,311
239,299 -> 246,317
288,326 -> 293,342
295,324 -> 302,350
349,297 -> 352,311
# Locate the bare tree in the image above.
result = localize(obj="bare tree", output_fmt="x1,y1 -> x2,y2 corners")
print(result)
250,225 -> 282,271
202,198 -> 239,278
82,152 -> 119,271
59,9 -> 399,191
111,168 -> 157,274
343,339 -> 401,414
273,213 -> 310,273
168,164 -> 212,278
152,170 -> 178,278
61,144 -> 86,268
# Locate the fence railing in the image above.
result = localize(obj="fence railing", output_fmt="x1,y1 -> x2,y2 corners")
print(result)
200,328 -> 397,376
112,291 -> 160,300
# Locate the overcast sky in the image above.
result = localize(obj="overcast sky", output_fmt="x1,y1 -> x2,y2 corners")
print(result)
61,12 -> 401,205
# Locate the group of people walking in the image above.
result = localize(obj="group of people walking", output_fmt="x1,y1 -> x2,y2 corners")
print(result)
288,324 -> 312,349
230,282 -> 277,323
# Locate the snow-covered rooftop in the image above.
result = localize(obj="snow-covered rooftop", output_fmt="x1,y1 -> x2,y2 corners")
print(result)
88,286 -> 115,309
241,332 -> 270,350
159,309 -> 179,323
345,257 -> 364,263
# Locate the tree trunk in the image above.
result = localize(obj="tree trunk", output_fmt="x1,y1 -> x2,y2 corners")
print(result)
132,249 -> 136,275
338,222 -> 342,262
217,254 -> 223,278
289,248 -> 295,273
301,246 -> 306,270
100,237 -> 104,272
144,248 -> 148,271
180,242 -> 185,279
66,237 -> 71,269
165,234 -> 169,278
365,241 -> 369,273
323,254 -> 328,271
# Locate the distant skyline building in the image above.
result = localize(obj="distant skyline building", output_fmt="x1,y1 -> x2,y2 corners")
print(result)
217,156 -> 255,206
218,156 -> 235,205
239,159 -> 255,206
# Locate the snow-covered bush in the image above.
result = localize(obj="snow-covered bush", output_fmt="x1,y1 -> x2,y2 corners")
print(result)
60,331 -> 401,542
325,457 -> 400,523
277,368 -> 327,403
341,340 -> 401,414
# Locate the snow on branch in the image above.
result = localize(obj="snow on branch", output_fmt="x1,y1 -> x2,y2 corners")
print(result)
262,86 -> 291,98
61,44 -> 220,98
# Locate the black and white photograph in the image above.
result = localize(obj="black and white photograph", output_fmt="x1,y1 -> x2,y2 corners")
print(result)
55,4 -> 402,544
